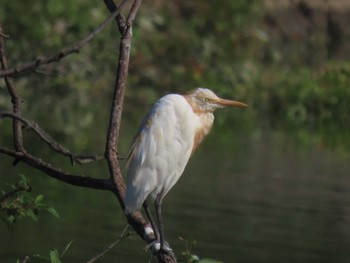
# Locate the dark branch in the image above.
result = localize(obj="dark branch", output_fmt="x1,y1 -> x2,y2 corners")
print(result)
0,25 -> 24,152
0,147 -> 113,191
104,0 -> 143,209
103,0 -> 126,33
0,0 -> 129,78
125,0 -> 143,25
103,0 -> 152,248
103,1 -> 177,262
0,112 -> 104,165
0,185 -> 30,204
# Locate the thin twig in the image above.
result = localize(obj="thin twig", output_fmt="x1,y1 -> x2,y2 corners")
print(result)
0,0 -> 129,78
86,224 -> 131,263
0,186 -> 30,204
0,32 -> 9,39
33,69 -> 59,77
0,112 -> 104,165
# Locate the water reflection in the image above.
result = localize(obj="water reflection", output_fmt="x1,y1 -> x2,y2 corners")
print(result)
1,130 -> 350,263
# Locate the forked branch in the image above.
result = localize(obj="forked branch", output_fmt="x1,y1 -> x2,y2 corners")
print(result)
0,147 -> 113,191
0,112 -> 104,165
103,0 -> 177,262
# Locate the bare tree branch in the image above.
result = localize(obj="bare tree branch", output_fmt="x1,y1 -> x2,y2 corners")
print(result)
0,147 -> 113,191
0,25 -> 24,152
104,0 -> 142,198
103,0 -> 150,239
0,0 -> 129,78
104,0 -> 126,33
101,0 -> 156,254
0,185 -> 30,204
103,1 -> 177,262
0,112 -> 104,165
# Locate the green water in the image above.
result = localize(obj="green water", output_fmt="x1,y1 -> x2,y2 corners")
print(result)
1,128 -> 350,263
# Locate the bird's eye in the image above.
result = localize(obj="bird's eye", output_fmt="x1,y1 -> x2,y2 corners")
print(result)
204,97 -> 210,102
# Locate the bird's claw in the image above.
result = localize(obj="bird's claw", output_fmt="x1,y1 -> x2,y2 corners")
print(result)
144,240 -> 160,254
154,242 -> 175,258
145,240 -> 175,258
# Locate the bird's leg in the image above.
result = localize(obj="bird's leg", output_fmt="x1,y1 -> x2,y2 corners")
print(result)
142,201 -> 159,241
155,196 -> 165,250
154,196 -> 174,258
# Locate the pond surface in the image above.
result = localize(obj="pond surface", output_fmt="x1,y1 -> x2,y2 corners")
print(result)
1,129 -> 350,263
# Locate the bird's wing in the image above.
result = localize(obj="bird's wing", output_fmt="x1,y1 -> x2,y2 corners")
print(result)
124,94 -> 199,213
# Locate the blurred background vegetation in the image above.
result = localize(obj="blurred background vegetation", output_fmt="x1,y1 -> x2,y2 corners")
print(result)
1,0 -> 349,154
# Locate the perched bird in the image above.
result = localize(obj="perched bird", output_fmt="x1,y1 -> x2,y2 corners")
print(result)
124,88 -> 248,252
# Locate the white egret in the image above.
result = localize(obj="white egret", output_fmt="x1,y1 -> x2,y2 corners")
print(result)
124,88 -> 248,253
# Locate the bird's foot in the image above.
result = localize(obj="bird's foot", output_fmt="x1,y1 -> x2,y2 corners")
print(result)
145,240 -> 175,258
143,224 -> 175,258
144,239 -> 161,254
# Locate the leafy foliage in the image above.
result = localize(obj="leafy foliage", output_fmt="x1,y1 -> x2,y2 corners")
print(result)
1,0 -> 349,155
16,241 -> 73,263
178,237 -> 222,263
0,175 -> 59,230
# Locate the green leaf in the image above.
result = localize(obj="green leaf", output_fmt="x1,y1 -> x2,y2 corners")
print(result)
47,207 -> 60,218
18,174 -> 30,188
8,215 -> 16,224
190,254 -> 200,262
49,248 -> 62,263
35,194 -> 44,204
27,210 -> 38,221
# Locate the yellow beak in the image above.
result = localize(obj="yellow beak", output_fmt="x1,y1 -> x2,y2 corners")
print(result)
214,98 -> 248,108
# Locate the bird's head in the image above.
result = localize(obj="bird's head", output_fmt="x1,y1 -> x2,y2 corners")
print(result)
184,88 -> 248,113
